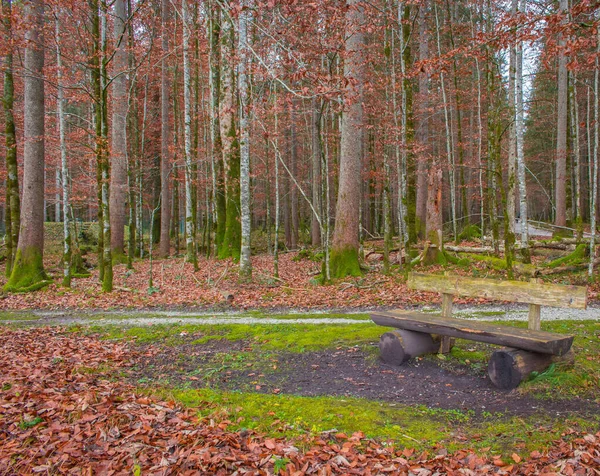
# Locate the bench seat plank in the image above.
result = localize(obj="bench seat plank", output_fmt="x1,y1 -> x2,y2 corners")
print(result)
408,273 -> 587,309
370,310 -> 574,356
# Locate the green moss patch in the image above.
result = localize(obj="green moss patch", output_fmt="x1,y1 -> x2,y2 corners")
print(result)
155,388 -> 598,456
4,247 -> 51,293
329,246 -> 362,279
545,243 -> 587,269
83,321 -> 381,352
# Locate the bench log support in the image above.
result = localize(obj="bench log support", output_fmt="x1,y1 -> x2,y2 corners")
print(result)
379,330 -> 439,366
488,348 -> 575,389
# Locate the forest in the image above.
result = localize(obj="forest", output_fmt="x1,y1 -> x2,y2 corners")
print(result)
0,0 -> 598,295
2,2 -> 600,474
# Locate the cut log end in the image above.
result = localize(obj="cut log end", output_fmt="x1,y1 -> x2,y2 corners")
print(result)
488,348 -> 574,390
379,330 -> 439,366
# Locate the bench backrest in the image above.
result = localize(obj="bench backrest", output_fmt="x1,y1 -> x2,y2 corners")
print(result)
408,273 -> 587,309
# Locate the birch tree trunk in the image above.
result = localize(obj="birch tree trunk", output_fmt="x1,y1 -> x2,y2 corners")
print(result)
182,0 -> 198,269
5,0 -> 48,292
507,0 -> 517,236
109,0 -> 128,260
2,0 -> 19,277
330,0 -> 365,278
555,0 -> 568,228
238,0 -> 253,278
159,0 -> 171,257
56,10 -> 72,287
515,0 -> 529,261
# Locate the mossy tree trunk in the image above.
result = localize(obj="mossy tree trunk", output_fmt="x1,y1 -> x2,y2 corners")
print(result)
208,1 -> 225,256
2,0 -> 20,277
329,0 -> 365,279
5,0 -> 49,293
218,9 -> 241,260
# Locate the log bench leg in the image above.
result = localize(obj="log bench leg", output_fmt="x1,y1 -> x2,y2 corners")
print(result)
488,348 -> 574,389
379,330 -> 439,366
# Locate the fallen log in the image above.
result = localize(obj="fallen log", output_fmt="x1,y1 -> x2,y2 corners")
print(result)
488,348 -> 575,390
536,258 -> 600,276
379,329 -> 439,366
412,244 -> 494,254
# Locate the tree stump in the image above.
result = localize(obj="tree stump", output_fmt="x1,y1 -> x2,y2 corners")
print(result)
379,330 -> 439,366
488,348 -> 574,389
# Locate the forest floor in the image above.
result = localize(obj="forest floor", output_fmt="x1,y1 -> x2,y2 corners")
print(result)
1,314 -> 599,474
1,242 -> 600,311
2,242 -> 600,473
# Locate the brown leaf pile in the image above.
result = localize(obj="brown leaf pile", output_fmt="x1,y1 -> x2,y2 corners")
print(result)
1,328 -> 599,475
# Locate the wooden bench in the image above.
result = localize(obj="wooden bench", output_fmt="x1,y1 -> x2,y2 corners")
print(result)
371,273 -> 587,389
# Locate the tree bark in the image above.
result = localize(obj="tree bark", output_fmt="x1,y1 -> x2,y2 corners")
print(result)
208,1 -> 224,257
555,0 -> 568,227
218,9 -> 241,260
5,0 -> 48,292
330,0 -> 365,279
2,0 -> 19,277
159,0 -> 171,258
56,11 -> 72,287
238,0 -> 253,278
311,96 -> 322,247
414,1 -> 429,239
182,0 -> 198,269
109,0 -> 129,260
515,0 -> 529,260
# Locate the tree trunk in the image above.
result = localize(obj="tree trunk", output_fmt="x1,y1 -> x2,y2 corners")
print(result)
311,96 -> 322,247
208,1 -> 225,257
159,0 -> 171,258
414,1 -> 429,239
238,0 -> 252,278
515,0 -> 529,261
289,101 -> 299,249
56,11 -> 72,287
5,0 -> 48,292
589,25 -> 599,280
109,0 -> 128,260
182,0 -> 198,269
330,0 -> 365,279
555,0 -> 568,228
100,1 -> 113,291
2,0 -> 19,277
218,9 -> 241,260
507,0 -> 517,237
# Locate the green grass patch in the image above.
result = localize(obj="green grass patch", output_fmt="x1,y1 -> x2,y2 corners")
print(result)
154,387 -> 599,457
79,321 -> 381,353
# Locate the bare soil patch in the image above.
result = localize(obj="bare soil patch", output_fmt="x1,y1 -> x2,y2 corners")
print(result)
129,338 -> 600,420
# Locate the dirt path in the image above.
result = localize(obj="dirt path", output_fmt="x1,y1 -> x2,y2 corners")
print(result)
5,303 -> 600,326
